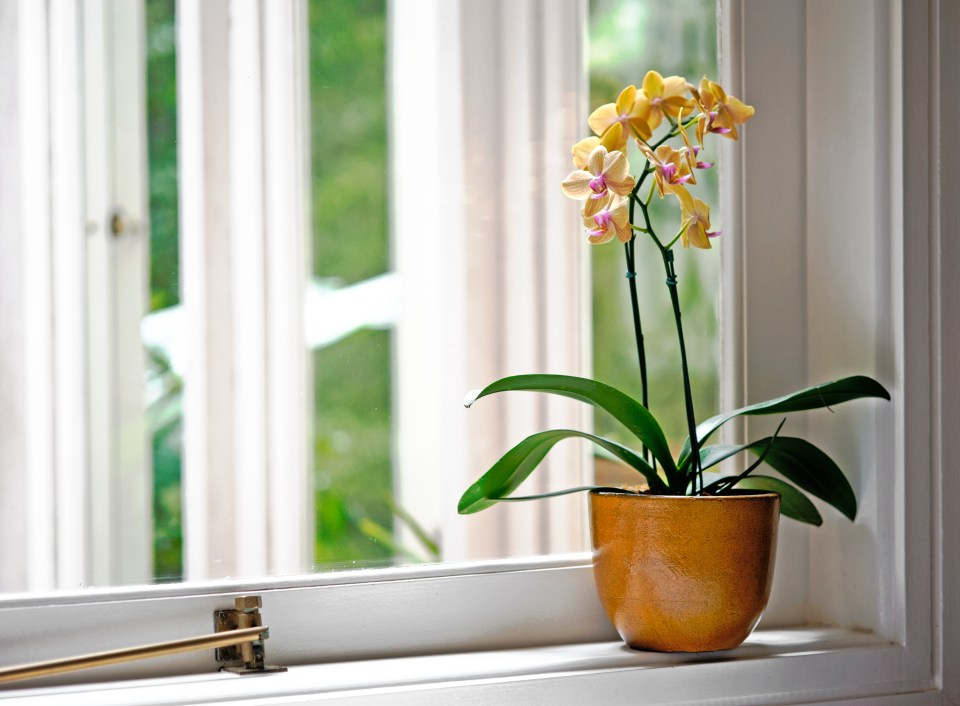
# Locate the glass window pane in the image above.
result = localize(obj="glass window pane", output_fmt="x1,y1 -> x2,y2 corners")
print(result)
144,0 -> 183,584
1,0 -> 719,593
308,0 -> 406,569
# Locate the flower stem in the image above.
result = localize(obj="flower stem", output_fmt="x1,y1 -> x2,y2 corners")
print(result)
660,249 -> 703,492
626,196 -> 651,468
624,241 -> 649,413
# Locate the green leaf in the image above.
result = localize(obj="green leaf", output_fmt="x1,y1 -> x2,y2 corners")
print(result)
730,475 -> 823,526
698,436 -> 858,520
495,486 -> 626,502
747,437 -> 857,520
457,428 -> 666,514
678,375 -> 889,469
698,443 -> 753,471
465,374 -> 679,484
699,419 -> 786,495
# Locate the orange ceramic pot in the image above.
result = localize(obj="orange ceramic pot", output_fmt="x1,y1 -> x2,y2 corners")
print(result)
589,489 -> 780,652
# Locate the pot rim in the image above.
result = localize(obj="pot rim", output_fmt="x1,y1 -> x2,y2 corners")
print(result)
589,488 -> 780,500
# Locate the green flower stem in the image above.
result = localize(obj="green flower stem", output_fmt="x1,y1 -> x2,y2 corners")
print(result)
626,187 -> 651,468
634,195 -> 667,251
624,241 -> 649,411
660,248 -> 703,492
664,225 -> 688,251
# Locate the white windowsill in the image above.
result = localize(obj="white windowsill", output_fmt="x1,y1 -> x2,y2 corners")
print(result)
0,628 -> 904,706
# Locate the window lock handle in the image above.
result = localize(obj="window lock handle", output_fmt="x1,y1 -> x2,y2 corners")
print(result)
0,595 -> 285,686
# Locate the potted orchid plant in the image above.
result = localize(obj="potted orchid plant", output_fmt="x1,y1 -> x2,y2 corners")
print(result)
457,72 -> 890,652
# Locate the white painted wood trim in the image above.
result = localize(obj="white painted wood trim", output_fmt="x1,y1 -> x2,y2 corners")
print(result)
178,0 -> 226,580
109,0 -> 152,587
49,0 -> 89,591
0,629 -> 932,705
83,0 -> 117,590
390,0 -> 467,558
228,0 -> 270,578
18,0 -> 57,593
262,0 -> 312,575
0,0 -> 29,591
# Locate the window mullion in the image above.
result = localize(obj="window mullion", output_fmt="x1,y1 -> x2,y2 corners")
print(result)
108,0 -> 153,588
0,0 -> 57,593
49,0 -> 88,591
178,0 -> 239,581
228,0 -> 270,578
262,0 -> 312,575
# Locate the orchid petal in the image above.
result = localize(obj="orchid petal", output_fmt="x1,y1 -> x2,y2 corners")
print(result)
615,85 -> 638,115
571,136 -> 600,169
671,184 -> 695,213
588,103 -> 619,138
587,229 -> 616,245
561,170 -> 594,199
601,149 -> 626,177
586,146 -> 607,176
642,70 -> 665,99
599,122 -> 624,152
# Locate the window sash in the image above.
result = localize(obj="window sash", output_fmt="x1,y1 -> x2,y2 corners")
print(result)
0,0 -> 956,703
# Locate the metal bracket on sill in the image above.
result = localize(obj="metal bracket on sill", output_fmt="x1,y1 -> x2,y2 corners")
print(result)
0,594 -> 285,686
215,595 -> 286,674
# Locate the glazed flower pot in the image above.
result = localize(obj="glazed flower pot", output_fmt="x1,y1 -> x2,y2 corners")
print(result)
588,489 -> 780,652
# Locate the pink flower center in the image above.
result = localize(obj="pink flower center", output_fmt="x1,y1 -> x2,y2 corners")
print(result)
589,175 -> 607,195
706,111 -> 731,134
593,210 -> 613,229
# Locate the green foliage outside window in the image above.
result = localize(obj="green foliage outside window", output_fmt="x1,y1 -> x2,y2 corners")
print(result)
145,0 -> 183,582
308,0 -> 397,568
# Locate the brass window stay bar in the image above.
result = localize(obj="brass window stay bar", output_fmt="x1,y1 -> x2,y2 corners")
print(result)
0,595 -> 286,686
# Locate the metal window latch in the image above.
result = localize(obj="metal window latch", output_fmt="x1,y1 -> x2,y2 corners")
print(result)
0,594 -> 285,686
215,595 -> 286,674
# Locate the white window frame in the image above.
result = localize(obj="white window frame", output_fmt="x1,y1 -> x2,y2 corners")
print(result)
0,1 -> 957,704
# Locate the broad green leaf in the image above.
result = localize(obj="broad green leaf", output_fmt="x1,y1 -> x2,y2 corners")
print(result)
457,428 -> 665,514
747,437 -> 857,520
698,437 -> 857,520
465,374 -> 679,483
678,375 -> 889,469
730,475 -> 823,526
698,443 -> 753,471
494,486 -> 626,502
699,419 -> 786,494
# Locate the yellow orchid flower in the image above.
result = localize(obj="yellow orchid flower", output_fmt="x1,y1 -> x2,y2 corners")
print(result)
570,123 -> 623,169
673,187 -> 719,249
561,145 -> 635,216
693,77 -> 755,144
636,70 -> 695,132
637,141 -> 695,198
582,195 -> 632,245
587,85 -> 652,150
675,109 -> 712,171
